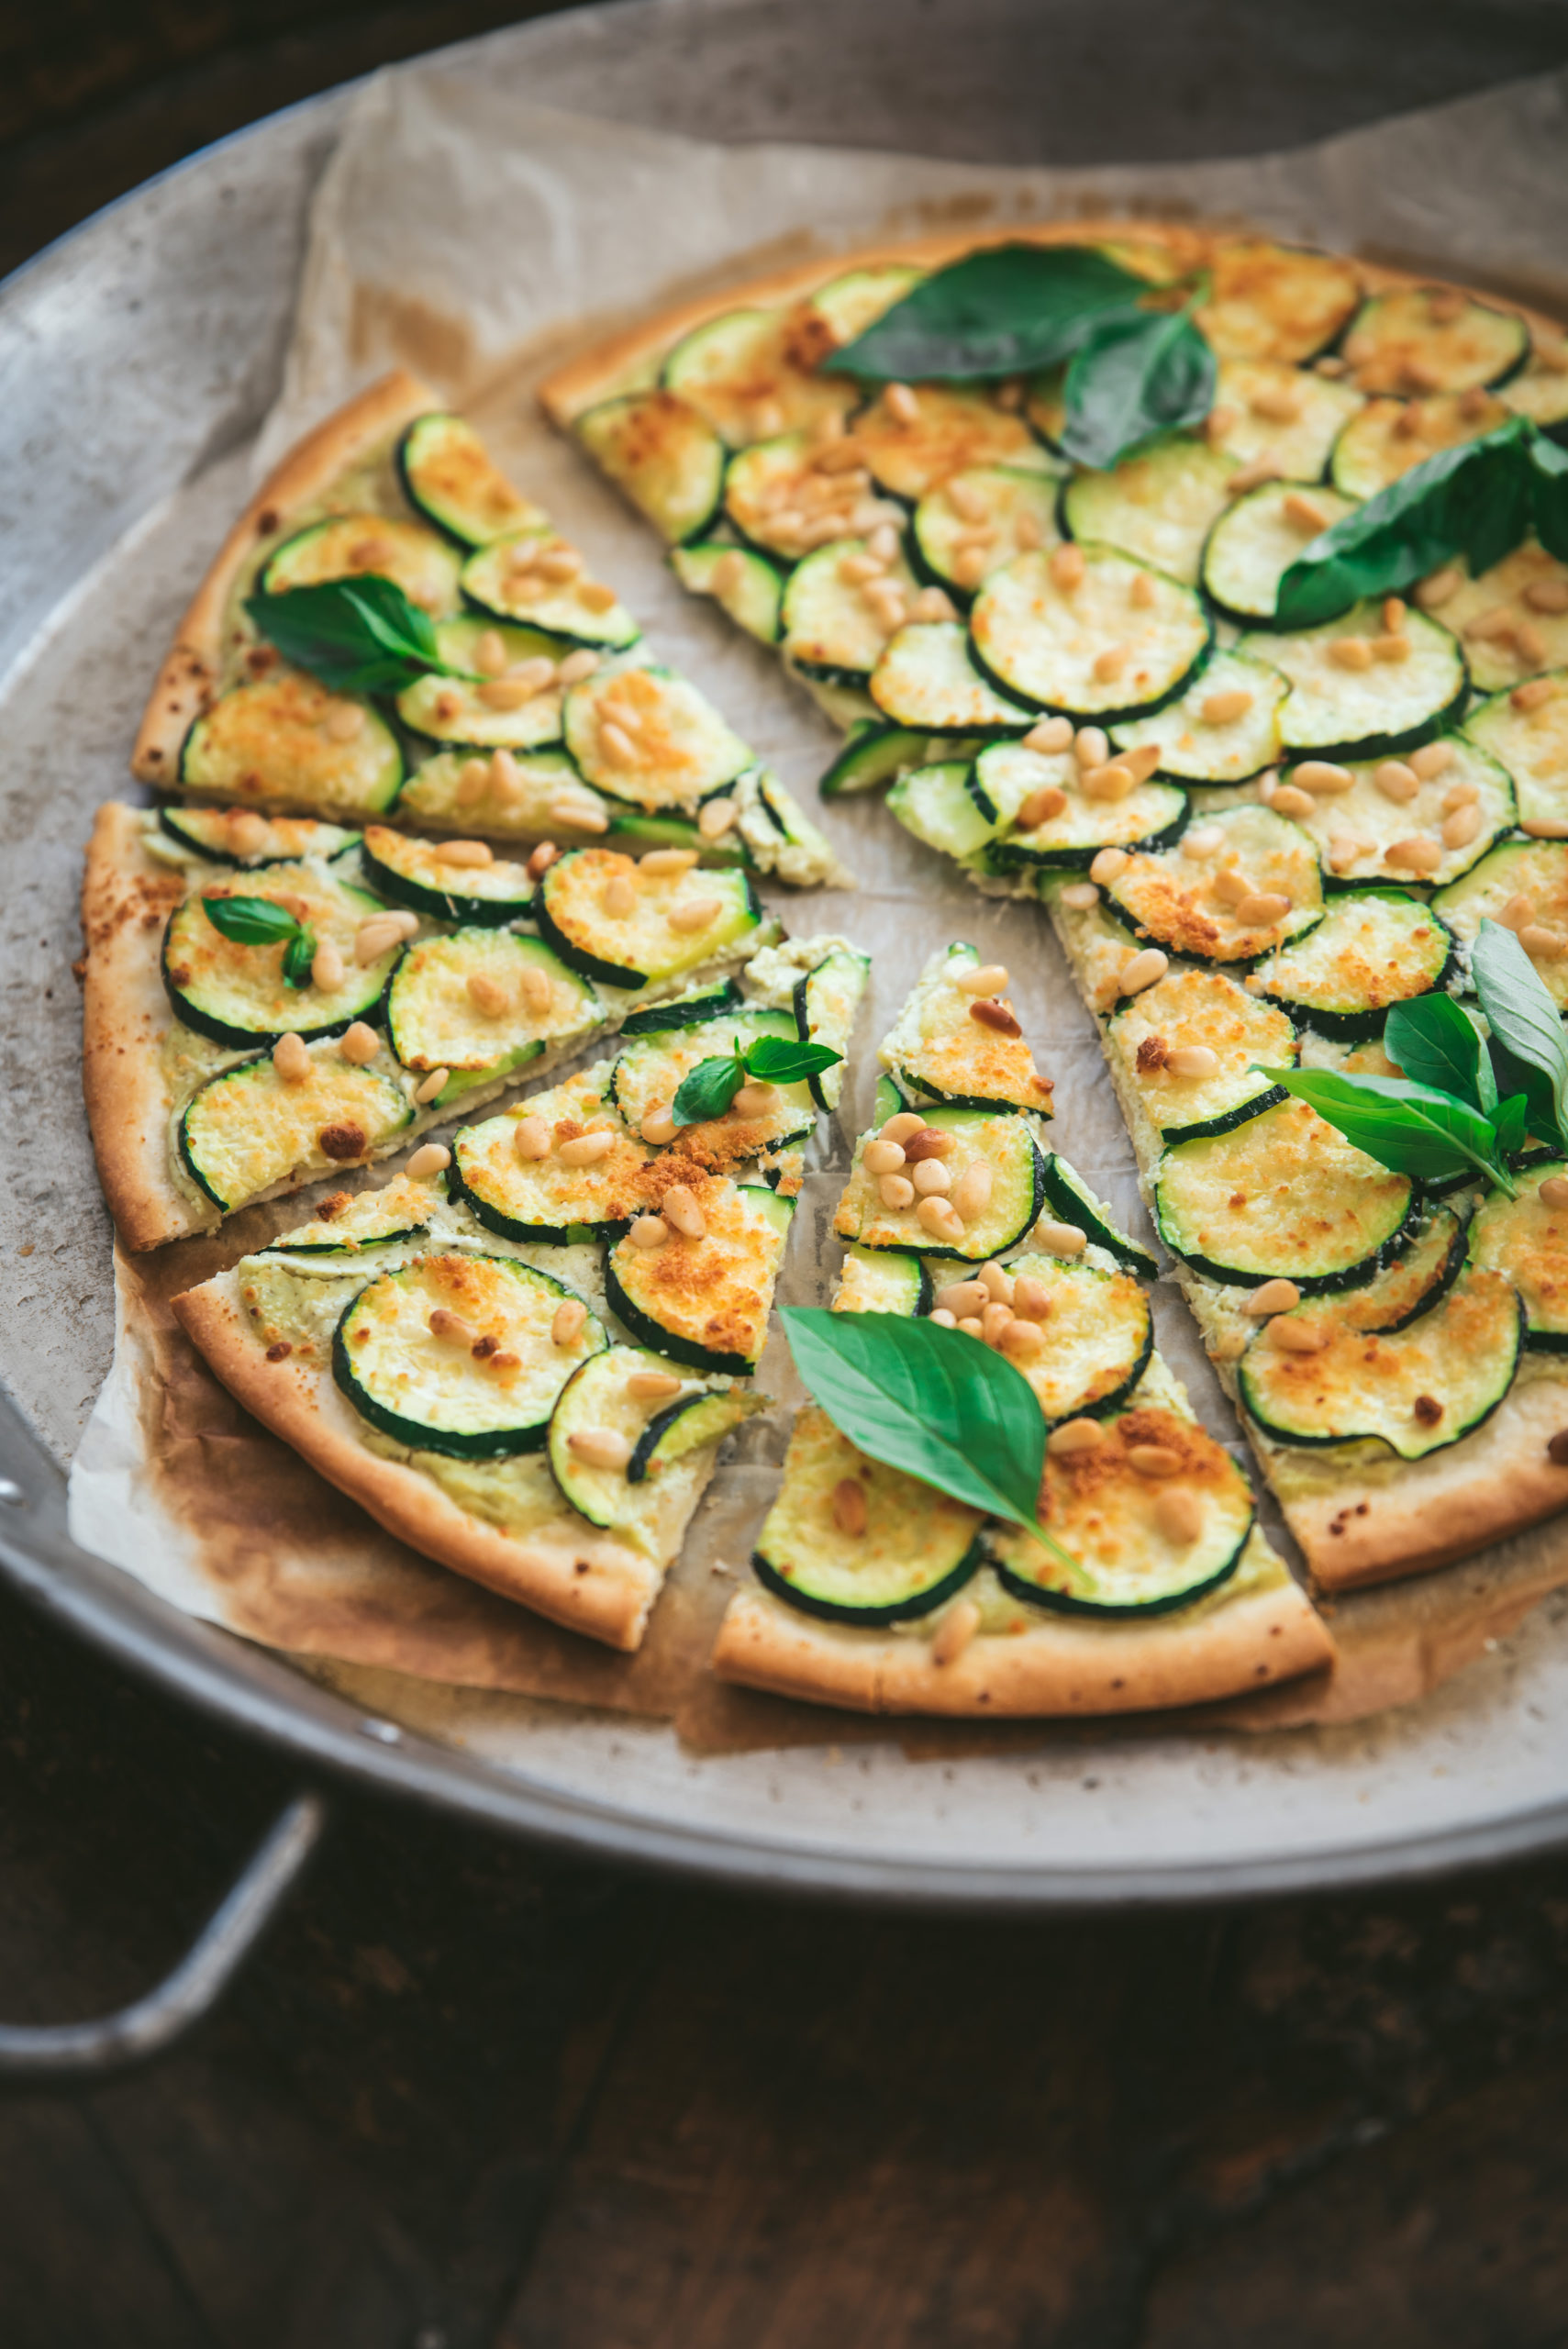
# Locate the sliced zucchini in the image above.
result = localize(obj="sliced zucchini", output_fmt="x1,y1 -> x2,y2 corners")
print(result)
669,540 -> 784,642
1432,838 -> 1568,1008
1239,1269 -> 1521,1457
793,947 -> 871,1109
1463,671 -> 1568,829
261,1173 -> 435,1256
334,1254 -> 606,1458
574,390 -> 726,544
851,384 -> 1049,504
1155,1096 -> 1417,1290
398,413 -> 548,547
912,464 -> 1062,595
751,1406 -> 984,1625
1469,1166 -> 1568,1348
887,760 -> 999,865
834,1108 -> 1046,1263
1273,1201 -> 1466,1338
831,1247 -> 931,1316
972,739 -> 1186,873
817,721 -> 928,798
611,1008 -> 815,1163
1253,888 -> 1455,1037
880,941 -> 1055,1114
999,1252 -> 1152,1424
1432,542 -> 1568,693
1038,1155 -> 1159,1276
1202,478 -> 1360,623
460,534 -> 640,651
181,674 -> 404,818
662,306 -> 857,446
1207,360 -> 1365,481
732,770 -> 850,889
179,1048 -> 412,1211
1109,648 -> 1287,785
1340,287 -> 1529,396
562,663 -> 753,809
793,264 -> 926,357
395,617 -> 566,751
534,849 -> 763,990
157,807 -> 357,866
1278,737 -> 1513,887
1238,604 -> 1468,762
1106,966 -> 1296,1143
162,865 -> 396,1049
1329,390 -> 1513,499
993,1408 -> 1252,1616
1501,339 -> 1568,436
1105,801 -> 1324,963
386,932 -> 600,1081
617,978 -> 743,1036
1197,240 -> 1362,365
970,546 -> 1211,719
721,431 -> 895,562
395,745 -> 596,838
781,535 -> 919,684
547,1346 -> 755,1529
605,1180 -> 794,1374
360,826 -> 533,925
1062,435 -> 1235,587
451,1085 -> 647,1243
259,514 -> 462,615
871,620 -> 1032,733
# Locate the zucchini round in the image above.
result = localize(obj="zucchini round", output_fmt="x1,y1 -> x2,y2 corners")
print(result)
1329,391 -> 1513,500
259,513 -> 462,615
1269,1202 -> 1466,1337
385,931 -> 599,1082
781,535 -> 920,685
669,540 -> 785,643
1206,359 -> 1364,481
333,1254 -> 606,1459
360,826 -> 534,925
831,1246 -> 932,1317
1197,240 -> 1362,365
871,620 -> 1033,734
394,745 -> 595,836
662,306 -> 857,447
834,1108 -> 1047,1264
973,739 -> 1187,872
1463,674 -> 1568,832
547,1348 -> 752,1528
912,464 -> 1062,595
1429,544 -> 1568,694
1106,965 -> 1297,1144
157,808 -> 357,866
1468,1166 -> 1568,1349
562,663 -> 753,808
605,1180 -> 795,1375
1062,433 -> 1234,587
399,412 -> 548,547
851,383 -> 1050,503
162,867 -> 397,1048
534,849 -> 763,989
1238,604 -> 1468,763
880,941 -> 1055,1114
451,1090 -> 648,1243
817,722 -> 928,799
1104,801 -> 1325,964
261,1174 -> 435,1255
179,1048 -> 412,1212
970,545 -> 1211,720
460,534 -> 641,650
574,390 -> 727,545
181,675 -> 404,818
1431,838 -> 1568,1008
886,760 -> 999,865
1279,737 -> 1514,889
1109,648 -> 1286,785
1253,889 -> 1455,1037
1340,287 -> 1529,396
1000,1252 -> 1153,1424
1201,478 -> 1359,623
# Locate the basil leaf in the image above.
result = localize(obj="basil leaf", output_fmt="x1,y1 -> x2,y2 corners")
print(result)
1529,429 -> 1568,565
1488,1037 -> 1562,1150
671,1052 -> 744,1127
201,894 -> 306,948
1493,1091 -> 1530,1160
821,242 -> 1146,382
1384,993 -> 1496,1117
1058,304 -> 1216,471
781,1308 -> 1072,1565
1471,916 -> 1568,1142
743,1037 -> 843,1085
243,575 -> 447,695
1255,1063 -> 1512,1191
282,930 -> 317,990
1274,419 -> 1533,629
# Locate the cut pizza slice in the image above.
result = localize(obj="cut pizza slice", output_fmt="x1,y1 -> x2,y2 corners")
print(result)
131,371 -> 850,890
711,945 -> 1334,1713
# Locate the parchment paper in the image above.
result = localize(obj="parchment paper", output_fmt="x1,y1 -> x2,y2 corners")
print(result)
69,53 -> 1568,1753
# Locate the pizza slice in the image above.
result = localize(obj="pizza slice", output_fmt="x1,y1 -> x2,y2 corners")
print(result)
131,370 -> 850,888
169,934 -> 869,1650
711,945 -> 1334,1713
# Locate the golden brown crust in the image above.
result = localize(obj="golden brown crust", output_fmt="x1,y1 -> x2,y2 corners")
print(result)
172,1273 -> 665,1650
711,1574 -> 1334,1718
131,369 -> 439,786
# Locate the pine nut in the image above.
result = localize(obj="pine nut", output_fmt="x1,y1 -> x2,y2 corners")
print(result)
1123,743 -> 1163,783
638,1104 -> 677,1146
732,1081 -> 779,1117
1034,1219 -> 1086,1255
699,797 -> 739,839
1229,457 -> 1283,493
947,478 -> 988,522
1093,643 -> 1130,683
1118,948 -> 1169,996
1518,622 -> 1551,668
951,1162 -> 994,1219
1015,514 -> 1043,549
1182,826 -> 1226,858
439,838 -> 494,870
272,1031 -> 310,1085
1270,785 -> 1317,819
1128,1443 -> 1182,1477
878,1174 -> 916,1209
972,1263 -> 1010,1303
910,586 -> 958,624
1206,405 -> 1240,441
1154,1488 -> 1205,1546
667,897 -> 722,933
881,1112 -> 928,1144
956,963 -> 1009,995
959,545 -> 995,587
930,1598 -> 981,1665
1166,1044 -> 1219,1078
1051,544 -> 1086,591
1384,837 -> 1443,874
354,917 -> 405,964
1442,803 -> 1483,849
1520,925 -> 1567,958
1256,770 -> 1279,803
559,1130 -> 616,1165
1269,1316 -> 1329,1353
863,1139 -> 906,1174
309,941 -> 344,991
1329,638 -> 1373,671
1213,869 -> 1252,906
937,1281 -> 988,1317
1525,577 -> 1568,614
1441,782 -> 1480,814
1465,606 -> 1518,642
1407,740 -> 1455,782
1048,1418 -> 1104,1456
550,798 -> 609,833
1074,727 -> 1110,769
626,1372 -> 684,1402
929,1308 -> 958,1329
1373,633 -> 1411,662
912,1159 -> 951,1197
1523,818 -> 1568,839
628,1215 -> 669,1249
709,550 -> 747,595
406,1143 -> 451,1180
640,849 -> 700,877
1540,1176 -> 1568,1209
569,1428 -> 632,1471
323,699 -> 366,741
1243,1278 -> 1303,1316
1130,572 -> 1157,608
1024,717 -> 1073,753
414,1068 -> 450,1105
867,524 -> 902,564
1500,893 -> 1539,931
982,1300 -> 1013,1345
1234,892 -> 1291,925
1416,566 -> 1462,609
1284,492 -> 1328,532
1514,678 -> 1559,712
466,972 -> 512,1017
1250,384 -> 1303,423
528,841 -> 559,878
1294,761 -> 1354,795
513,1116 -> 551,1160
1012,1275 -> 1052,1321
339,1021 -> 379,1065
1060,882 -> 1099,908
600,722 -> 637,766
603,875 -> 636,918
661,1185 -> 706,1238
1203,688 -> 1253,725
516,969 -> 552,1018
832,1475 -> 869,1535
1373,760 -> 1420,802
429,1307 -> 476,1345
917,1195 -> 963,1239
1089,848 -> 1129,885
884,383 -> 919,424
1083,762 -> 1135,802
903,1128 -> 956,1162
557,649 -> 600,685
478,677 -> 539,711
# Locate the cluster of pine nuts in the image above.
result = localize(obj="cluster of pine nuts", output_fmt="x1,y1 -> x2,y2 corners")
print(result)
940,472 -> 1046,588
352,908 -> 420,965
1495,891 -> 1568,960
863,1109 -> 989,1242
512,1112 -> 622,1170
1043,1419 -> 1206,1544
596,849 -> 724,935
927,1260 -> 1051,1362
748,408 -> 904,557
500,534 -> 617,616
625,1179 -> 709,1252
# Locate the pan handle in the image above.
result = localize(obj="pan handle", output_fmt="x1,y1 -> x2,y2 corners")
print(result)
0,1790 -> 328,2083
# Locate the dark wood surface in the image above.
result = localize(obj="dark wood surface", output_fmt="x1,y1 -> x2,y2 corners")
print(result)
5,5 -> 1568,2341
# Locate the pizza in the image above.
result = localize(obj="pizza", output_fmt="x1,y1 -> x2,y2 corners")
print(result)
168,932 -> 867,1648
550,224 -> 1568,1598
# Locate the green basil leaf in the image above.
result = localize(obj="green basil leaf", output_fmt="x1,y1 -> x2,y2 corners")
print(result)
200,895 -> 306,948
282,930 -> 317,989
671,1052 -> 745,1127
1493,1090 -> 1530,1160
243,575 -> 447,695
781,1308 -> 1071,1564
1058,305 -> 1216,471
1471,916 -> 1568,1139
821,242 -> 1147,381
1384,993 -> 1496,1117
1488,1037 -> 1563,1150
1255,1063 -> 1511,1190
743,1037 -> 844,1085
1274,419 -> 1533,629
1529,429 -> 1568,565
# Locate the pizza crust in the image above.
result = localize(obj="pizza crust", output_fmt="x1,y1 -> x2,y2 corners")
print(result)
131,369 -> 439,788
711,1572 -> 1333,1717
172,1270 -> 667,1650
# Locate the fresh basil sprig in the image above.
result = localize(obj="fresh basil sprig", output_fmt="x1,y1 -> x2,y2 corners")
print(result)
671,1034 -> 842,1128
1253,1060 -> 1522,1197
820,243 -> 1151,383
1472,916 -> 1568,1152
201,893 -> 318,991
1057,289 -> 1216,471
243,575 -> 455,696
781,1307 -> 1077,1573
